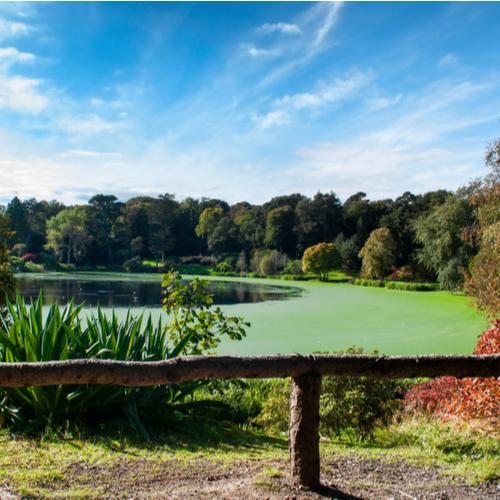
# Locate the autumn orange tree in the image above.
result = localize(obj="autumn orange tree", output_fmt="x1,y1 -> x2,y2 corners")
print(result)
465,138 -> 500,319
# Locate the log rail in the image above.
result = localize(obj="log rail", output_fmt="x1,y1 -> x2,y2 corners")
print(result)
1,354 -> 499,489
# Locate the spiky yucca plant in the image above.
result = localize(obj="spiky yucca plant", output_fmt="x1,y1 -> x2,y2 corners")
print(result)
0,273 -> 248,435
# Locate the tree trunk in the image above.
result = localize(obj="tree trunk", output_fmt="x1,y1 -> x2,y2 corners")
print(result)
289,373 -> 321,488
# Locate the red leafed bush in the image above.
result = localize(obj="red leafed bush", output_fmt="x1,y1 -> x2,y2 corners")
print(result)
474,320 -> 500,354
404,320 -> 500,425
404,376 -> 461,415
21,253 -> 38,262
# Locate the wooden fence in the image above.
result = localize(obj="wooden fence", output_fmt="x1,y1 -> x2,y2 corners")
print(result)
1,354 -> 499,489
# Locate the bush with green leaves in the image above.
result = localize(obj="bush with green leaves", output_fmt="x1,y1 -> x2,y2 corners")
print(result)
320,347 -> 406,441
259,250 -> 287,276
352,278 -> 386,287
122,256 -> 146,272
0,272 -> 248,434
284,259 -> 302,275
385,281 -> 438,291
23,261 -> 45,273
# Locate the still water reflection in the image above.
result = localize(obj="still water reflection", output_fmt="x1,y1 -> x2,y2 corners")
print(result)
17,276 -> 302,307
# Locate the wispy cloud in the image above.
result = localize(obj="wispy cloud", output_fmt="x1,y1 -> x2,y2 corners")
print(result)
0,17 -> 31,39
256,22 -> 302,36
58,114 -> 125,135
258,2 -> 344,87
312,2 -> 342,50
289,76 -> 499,199
274,70 -> 371,111
0,46 -> 35,64
243,45 -> 282,59
61,149 -> 123,159
439,53 -> 459,67
0,75 -> 47,113
251,109 -> 290,129
366,93 -> 403,111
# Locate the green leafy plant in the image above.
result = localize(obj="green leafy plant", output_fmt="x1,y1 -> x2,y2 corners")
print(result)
385,281 -> 438,291
352,278 -> 386,287
0,273 -> 248,434
319,347 -> 406,441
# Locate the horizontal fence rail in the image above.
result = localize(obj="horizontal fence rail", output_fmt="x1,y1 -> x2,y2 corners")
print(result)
1,354 -> 499,489
0,354 -> 499,388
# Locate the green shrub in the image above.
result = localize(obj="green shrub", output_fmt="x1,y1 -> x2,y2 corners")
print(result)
284,259 -> 302,275
352,278 -> 386,287
352,278 -> 438,291
195,380 -> 270,428
385,281 -> 439,291
23,261 -> 45,273
319,347 -> 405,441
247,272 -> 262,278
10,256 -> 25,272
259,250 -> 287,276
175,263 -> 210,275
280,274 -> 312,281
253,379 -> 290,433
123,257 -> 147,272
39,251 -> 59,271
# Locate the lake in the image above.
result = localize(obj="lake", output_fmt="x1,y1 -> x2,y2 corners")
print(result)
17,273 -> 302,307
16,273 -> 488,356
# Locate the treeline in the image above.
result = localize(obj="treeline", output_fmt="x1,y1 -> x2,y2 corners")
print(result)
0,190 -> 466,280
0,138 -> 498,300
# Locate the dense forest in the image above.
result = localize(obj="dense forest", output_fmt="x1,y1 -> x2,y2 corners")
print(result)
1,139 -> 498,301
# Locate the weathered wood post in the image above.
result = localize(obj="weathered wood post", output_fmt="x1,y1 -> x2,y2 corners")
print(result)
289,373 -> 322,489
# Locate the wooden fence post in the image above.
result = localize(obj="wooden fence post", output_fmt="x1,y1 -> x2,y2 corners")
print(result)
289,373 -> 322,489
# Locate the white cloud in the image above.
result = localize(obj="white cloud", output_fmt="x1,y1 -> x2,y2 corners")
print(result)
286,76 -> 499,199
439,53 -> 458,67
291,137 -> 482,200
256,22 -> 302,36
366,93 -> 403,111
244,45 -> 282,59
89,97 -> 105,108
0,17 -> 30,39
274,70 -> 371,111
252,109 -> 290,129
62,149 -> 122,159
58,114 -> 123,134
0,46 -> 35,63
257,3 -> 345,89
313,2 -> 342,49
0,75 -> 47,113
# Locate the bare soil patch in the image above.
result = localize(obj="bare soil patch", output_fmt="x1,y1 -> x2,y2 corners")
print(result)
3,454 -> 498,499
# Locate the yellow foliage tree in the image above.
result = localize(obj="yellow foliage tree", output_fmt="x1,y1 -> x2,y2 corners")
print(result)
302,242 -> 341,281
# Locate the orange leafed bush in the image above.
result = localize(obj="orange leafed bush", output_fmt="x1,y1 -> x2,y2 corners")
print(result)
404,320 -> 500,427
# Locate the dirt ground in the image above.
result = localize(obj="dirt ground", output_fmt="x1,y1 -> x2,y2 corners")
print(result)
2,455 -> 498,499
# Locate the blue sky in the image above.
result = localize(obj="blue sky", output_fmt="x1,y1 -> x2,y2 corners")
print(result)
0,1 -> 499,205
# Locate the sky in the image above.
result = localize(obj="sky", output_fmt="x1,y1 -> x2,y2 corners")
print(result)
0,1 -> 499,206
